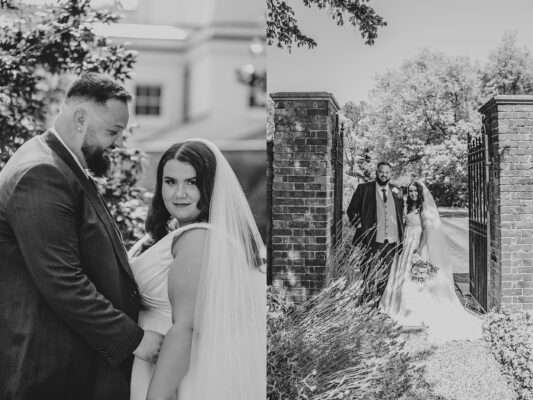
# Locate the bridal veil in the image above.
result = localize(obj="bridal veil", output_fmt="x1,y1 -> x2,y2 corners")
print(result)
416,181 -> 482,342
177,139 -> 266,399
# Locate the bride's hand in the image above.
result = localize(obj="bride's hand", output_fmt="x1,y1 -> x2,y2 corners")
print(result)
133,330 -> 163,363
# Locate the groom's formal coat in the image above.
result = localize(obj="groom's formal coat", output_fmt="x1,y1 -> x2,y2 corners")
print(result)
0,131 -> 144,400
346,181 -> 404,245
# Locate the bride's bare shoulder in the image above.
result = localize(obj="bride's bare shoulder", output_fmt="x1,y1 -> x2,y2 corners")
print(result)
171,225 -> 209,258
167,227 -> 208,302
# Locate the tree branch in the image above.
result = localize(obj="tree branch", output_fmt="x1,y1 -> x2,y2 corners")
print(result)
267,0 -> 386,50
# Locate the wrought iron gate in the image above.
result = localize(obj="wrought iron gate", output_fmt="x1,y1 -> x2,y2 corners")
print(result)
267,138 -> 273,285
331,115 -> 344,247
467,131 -> 489,311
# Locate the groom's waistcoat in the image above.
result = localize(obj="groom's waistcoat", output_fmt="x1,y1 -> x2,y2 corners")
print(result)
375,185 -> 400,243
346,181 -> 404,245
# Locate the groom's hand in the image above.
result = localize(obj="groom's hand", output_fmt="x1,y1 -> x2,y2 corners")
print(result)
133,330 -> 163,363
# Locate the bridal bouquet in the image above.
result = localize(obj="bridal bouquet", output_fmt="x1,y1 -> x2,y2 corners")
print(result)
409,253 -> 439,283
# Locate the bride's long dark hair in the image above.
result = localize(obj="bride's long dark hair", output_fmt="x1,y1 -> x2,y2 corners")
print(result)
145,141 -> 217,242
407,181 -> 424,213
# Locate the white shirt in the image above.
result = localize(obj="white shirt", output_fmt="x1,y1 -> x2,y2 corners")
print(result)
49,128 -> 88,177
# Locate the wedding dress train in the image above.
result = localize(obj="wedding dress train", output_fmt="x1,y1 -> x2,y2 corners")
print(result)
380,185 -> 482,343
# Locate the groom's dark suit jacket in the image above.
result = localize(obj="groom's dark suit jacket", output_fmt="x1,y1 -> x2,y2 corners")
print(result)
0,131 -> 144,400
346,181 -> 404,246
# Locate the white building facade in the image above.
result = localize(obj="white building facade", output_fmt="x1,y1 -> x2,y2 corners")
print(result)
95,0 -> 267,236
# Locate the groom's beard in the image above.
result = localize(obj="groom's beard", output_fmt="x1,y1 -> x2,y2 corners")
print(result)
82,145 -> 111,177
376,176 -> 390,186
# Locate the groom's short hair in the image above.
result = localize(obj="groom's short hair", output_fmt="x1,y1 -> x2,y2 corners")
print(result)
377,161 -> 392,169
66,73 -> 131,104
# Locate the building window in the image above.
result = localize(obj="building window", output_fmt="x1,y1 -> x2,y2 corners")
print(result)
135,85 -> 162,116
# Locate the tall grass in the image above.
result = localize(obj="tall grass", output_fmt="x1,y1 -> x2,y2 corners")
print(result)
267,223 -> 446,400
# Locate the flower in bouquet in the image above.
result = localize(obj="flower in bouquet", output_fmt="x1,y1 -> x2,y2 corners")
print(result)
409,252 -> 439,283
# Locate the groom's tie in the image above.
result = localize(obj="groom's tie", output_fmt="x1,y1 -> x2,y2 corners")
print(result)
382,188 -> 387,203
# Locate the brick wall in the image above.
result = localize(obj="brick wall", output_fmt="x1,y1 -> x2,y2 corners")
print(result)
480,95 -> 533,312
269,92 -> 340,302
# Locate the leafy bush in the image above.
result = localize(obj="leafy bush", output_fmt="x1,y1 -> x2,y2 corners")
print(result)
92,145 -> 149,248
485,312 -> 533,400
427,181 -> 467,208
1,1 -> 147,246
0,1 -> 136,168
267,225 -> 446,400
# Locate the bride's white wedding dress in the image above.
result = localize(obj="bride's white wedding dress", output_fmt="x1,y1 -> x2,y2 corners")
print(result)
129,139 -> 266,400
380,185 -> 482,343
129,222 -> 209,400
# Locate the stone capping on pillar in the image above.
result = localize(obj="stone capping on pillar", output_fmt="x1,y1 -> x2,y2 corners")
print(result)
479,95 -> 533,114
269,91 -> 340,303
479,95 -> 533,312
270,91 -> 340,110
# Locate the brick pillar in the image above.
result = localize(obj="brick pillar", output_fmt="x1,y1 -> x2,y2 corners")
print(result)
480,95 -> 533,312
269,92 -> 339,302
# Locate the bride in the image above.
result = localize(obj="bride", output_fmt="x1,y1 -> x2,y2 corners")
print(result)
128,139 -> 266,400
380,180 -> 483,343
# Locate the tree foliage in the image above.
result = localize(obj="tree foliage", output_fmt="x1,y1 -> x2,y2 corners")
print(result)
1,0 -> 146,246
343,33 -> 533,206
266,0 -> 386,50
343,49 -> 482,206
92,145 -> 148,247
340,100 -> 375,181
481,31 -> 533,97
0,0 -> 136,167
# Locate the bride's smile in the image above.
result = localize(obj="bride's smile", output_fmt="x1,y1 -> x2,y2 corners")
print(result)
162,159 -> 202,224
132,139 -> 265,400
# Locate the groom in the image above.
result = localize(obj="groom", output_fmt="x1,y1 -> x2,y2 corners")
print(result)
346,161 -> 404,302
0,73 -> 162,400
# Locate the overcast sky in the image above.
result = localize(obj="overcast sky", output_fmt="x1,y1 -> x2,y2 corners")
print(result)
267,0 -> 533,105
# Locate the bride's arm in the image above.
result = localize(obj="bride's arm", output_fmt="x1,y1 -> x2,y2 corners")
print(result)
415,212 -> 427,253
146,229 -> 207,400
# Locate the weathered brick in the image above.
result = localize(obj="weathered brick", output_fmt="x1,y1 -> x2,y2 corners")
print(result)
271,93 -> 343,299
502,288 -> 524,296
515,280 -> 533,288
518,296 -> 533,303
481,96 -> 533,311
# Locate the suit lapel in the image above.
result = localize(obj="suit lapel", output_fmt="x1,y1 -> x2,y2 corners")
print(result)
44,131 -> 136,283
